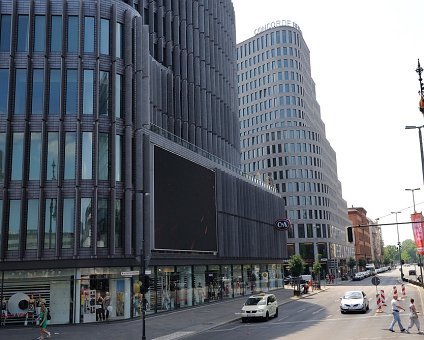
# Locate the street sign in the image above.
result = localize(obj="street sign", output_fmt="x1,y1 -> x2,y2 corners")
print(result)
121,270 -> 140,277
371,276 -> 380,286
274,218 -> 291,231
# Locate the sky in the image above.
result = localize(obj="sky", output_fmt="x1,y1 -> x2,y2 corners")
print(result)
231,0 -> 424,246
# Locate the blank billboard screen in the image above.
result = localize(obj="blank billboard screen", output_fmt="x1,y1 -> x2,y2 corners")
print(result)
154,146 -> 217,252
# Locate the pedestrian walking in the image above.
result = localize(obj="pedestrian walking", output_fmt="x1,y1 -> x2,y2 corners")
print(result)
37,299 -> 51,339
388,294 -> 406,333
407,298 -> 423,334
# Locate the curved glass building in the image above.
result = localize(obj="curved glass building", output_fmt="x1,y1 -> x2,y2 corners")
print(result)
0,0 -> 285,326
236,21 -> 354,275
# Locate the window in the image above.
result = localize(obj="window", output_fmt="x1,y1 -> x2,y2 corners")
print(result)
0,69 -> 8,114
84,17 -> 94,53
82,132 -> 92,179
50,16 -> 62,52
17,15 -> 29,52
297,223 -> 305,238
83,70 -> 94,114
44,198 -> 57,249
62,198 -> 74,248
115,199 -> 122,248
8,200 -> 21,250
26,199 -> 39,250
80,198 -> 92,248
14,69 -> 27,115
99,71 -> 109,115
97,199 -> 108,247
116,22 -> 123,58
64,132 -> 76,179
66,69 -> 78,114
29,133 -> 41,180
34,16 -> 45,52
11,133 -> 24,180
115,135 -> 122,181
67,16 -> 79,52
115,74 -> 122,118
49,69 -> 61,115
98,133 -> 109,180
100,19 -> 110,55
0,15 -> 11,52
0,133 -> 5,180
32,69 -> 44,115
307,223 -> 313,238
46,132 -> 59,180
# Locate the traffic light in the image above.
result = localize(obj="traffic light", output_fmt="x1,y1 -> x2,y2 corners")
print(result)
140,275 -> 150,294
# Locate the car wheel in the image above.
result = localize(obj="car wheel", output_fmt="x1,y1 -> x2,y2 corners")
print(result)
241,318 -> 247,323
366,304 -> 369,311
340,311 -> 345,314
274,308 -> 278,318
264,312 -> 269,321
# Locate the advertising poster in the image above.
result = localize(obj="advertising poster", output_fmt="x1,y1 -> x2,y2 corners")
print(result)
411,213 -> 424,255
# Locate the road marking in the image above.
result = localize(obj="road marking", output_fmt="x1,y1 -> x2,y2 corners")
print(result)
152,331 -> 195,340
297,308 -> 306,312
312,308 -> 324,314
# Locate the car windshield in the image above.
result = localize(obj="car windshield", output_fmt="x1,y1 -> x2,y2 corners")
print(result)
344,292 -> 362,299
245,297 -> 266,305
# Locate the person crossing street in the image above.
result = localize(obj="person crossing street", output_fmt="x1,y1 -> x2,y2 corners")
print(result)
388,294 -> 406,333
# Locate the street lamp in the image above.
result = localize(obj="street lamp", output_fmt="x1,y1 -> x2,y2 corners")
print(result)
405,126 -> 424,185
405,188 -> 424,281
391,211 -> 403,280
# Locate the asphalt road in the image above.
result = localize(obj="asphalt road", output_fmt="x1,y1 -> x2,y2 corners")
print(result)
186,271 -> 424,340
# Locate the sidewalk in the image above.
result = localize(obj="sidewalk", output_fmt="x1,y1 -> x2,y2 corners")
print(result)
0,285 -> 329,340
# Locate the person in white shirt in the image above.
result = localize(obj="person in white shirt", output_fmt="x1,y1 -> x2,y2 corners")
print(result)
407,298 -> 423,334
389,294 -> 406,333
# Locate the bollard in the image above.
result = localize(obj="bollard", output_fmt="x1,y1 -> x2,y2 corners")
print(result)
402,284 -> 406,298
380,289 -> 386,306
376,293 -> 383,313
393,285 -> 398,297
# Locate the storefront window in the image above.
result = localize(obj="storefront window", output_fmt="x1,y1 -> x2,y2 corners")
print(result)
232,265 -> 242,297
206,265 -> 220,302
176,266 -> 192,308
193,266 -> 206,305
220,265 -> 232,299
156,266 -> 176,312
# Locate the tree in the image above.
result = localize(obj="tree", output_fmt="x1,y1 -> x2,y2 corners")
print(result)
313,259 -> 322,280
348,257 -> 356,274
401,239 -> 417,263
358,258 -> 366,271
288,254 -> 305,277
384,245 -> 398,266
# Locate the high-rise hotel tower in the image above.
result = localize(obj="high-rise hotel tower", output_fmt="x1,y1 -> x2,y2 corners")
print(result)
236,20 -> 354,274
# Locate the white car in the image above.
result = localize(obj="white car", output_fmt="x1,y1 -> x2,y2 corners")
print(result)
340,290 -> 369,313
241,293 -> 278,322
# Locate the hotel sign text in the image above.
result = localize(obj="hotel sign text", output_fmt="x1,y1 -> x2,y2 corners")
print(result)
254,20 -> 302,36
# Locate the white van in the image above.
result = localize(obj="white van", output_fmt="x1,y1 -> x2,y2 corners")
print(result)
300,275 -> 312,283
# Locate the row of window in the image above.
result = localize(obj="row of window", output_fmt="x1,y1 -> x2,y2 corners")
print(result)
0,198 -> 123,252
242,154 -> 322,173
286,243 -> 329,260
239,83 -> 304,108
242,142 -> 322,162
286,208 -> 331,222
239,96 -> 305,122
0,68 -> 123,117
0,132 -> 122,182
240,120 -> 306,138
238,67 -> 304,84
0,14 -> 123,57
238,56 -> 302,76
284,195 -> 330,208
241,127 -> 321,148
237,29 -> 301,60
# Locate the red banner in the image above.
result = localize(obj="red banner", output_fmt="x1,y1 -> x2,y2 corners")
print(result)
411,213 -> 424,255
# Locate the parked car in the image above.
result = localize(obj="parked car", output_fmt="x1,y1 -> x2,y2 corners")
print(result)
240,293 -> 278,322
409,269 -> 417,275
352,273 -> 363,281
340,291 -> 369,314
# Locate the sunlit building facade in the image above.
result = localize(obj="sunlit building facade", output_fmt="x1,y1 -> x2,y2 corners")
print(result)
0,0 -> 285,325
236,21 -> 354,275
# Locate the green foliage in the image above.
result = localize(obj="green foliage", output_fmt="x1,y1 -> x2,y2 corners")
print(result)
401,239 -> 417,263
288,254 -> 305,277
312,260 -> 321,277
384,245 -> 398,265
348,257 -> 356,270
358,258 -> 366,270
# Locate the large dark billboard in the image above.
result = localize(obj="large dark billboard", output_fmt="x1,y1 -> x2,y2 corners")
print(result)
154,146 -> 217,252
